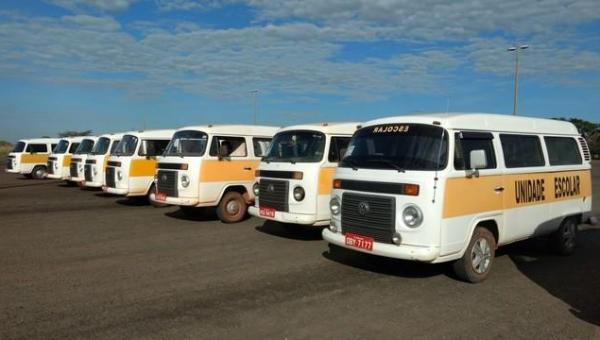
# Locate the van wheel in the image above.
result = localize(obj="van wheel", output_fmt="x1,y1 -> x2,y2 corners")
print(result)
148,184 -> 168,208
217,191 -> 247,223
32,166 -> 47,179
550,217 -> 577,256
453,227 -> 496,283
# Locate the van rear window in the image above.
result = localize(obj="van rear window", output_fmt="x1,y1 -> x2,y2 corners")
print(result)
500,134 -> 545,168
544,136 -> 582,165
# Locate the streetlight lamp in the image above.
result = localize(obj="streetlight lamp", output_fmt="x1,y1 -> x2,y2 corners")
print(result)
507,44 -> 528,115
250,89 -> 259,124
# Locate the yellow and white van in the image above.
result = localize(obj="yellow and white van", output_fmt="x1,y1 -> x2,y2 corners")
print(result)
249,123 -> 358,226
68,137 -> 98,184
83,133 -> 124,188
6,138 -> 60,179
322,113 -> 592,283
47,137 -> 85,180
104,130 -> 174,200
150,125 -> 278,223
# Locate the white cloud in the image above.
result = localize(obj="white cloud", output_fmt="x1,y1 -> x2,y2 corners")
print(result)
154,0 -> 238,11
47,0 -> 137,11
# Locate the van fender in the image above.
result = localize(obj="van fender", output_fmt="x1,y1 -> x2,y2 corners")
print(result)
457,213 -> 503,258
216,183 -> 253,205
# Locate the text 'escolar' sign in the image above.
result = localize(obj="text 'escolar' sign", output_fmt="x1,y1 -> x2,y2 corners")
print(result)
554,175 -> 580,198
372,125 -> 410,133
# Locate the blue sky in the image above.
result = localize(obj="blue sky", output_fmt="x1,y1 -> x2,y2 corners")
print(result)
0,0 -> 599,142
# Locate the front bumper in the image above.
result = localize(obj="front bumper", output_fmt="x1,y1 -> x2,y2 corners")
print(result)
104,187 -> 128,195
322,228 -> 440,262
149,193 -> 199,206
248,206 -> 327,226
47,173 -> 63,179
6,168 -> 19,174
85,181 -> 103,188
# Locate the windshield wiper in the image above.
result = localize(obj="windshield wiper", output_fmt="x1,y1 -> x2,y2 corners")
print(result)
369,159 -> 406,173
342,158 -> 359,171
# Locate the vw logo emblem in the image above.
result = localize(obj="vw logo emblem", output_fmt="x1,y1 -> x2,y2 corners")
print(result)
161,174 -> 168,182
358,202 -> 370,216
267,184 -> 275,192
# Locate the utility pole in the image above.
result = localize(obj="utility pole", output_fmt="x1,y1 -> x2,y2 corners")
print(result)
507,44 -> 529,115
250,90 -> 259,124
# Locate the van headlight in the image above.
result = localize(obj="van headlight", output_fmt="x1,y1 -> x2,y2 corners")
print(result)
54,162 -> 59,170
117,170 -> 123,181
253,182 -> 260,196
402,204 -> 423,228
93,167 -> 97,175
79,164 -> 84,172
293,186 -> 305,201
330,196 -> 341,215
181,174 -> 190,188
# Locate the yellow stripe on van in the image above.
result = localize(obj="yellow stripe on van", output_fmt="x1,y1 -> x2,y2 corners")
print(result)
199,160 -> 259,182
318,167 -> 336,195
63,155 -> 72,167
21,154 -> 49,164
442,169 -> 592,218
103,155 -> 109,170
129,159 -> 158,177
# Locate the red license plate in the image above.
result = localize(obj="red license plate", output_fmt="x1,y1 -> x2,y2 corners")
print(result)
155,192 -> 167,201
101,186 -> 107,192
259,207 -> 276,218
345,233 -> 374,251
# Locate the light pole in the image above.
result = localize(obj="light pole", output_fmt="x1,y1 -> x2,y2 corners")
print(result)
507,44 -> 528,115
250,89 -> 259,124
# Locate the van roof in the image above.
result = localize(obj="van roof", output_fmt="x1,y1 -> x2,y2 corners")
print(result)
277,122 -> 360,135
176,125 -> 279,137
364,113 -> 580,135
59,136 -> 87,143
98,132 -> 127,140
18,138 -> 61,144
123,129 -> 175,139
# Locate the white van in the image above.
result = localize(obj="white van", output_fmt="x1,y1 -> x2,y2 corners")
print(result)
322,113 -> 592,283
84,133 -> 124,188
150,125 -> 278,223
6,138 -> 60,179
104,130 -> 174,200
249,123 -> 358,226
47,137 -> 85,180
68,137 -> 98,184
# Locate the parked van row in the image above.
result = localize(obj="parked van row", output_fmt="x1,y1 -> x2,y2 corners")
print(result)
5,113 -> 593,283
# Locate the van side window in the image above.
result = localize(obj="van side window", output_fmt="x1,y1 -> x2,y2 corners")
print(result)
454,132 -> 496,170
139,140 -> 170,156
328,137 -> 352,162
68,143 -> 80,153
110,140 -> 120,154
209,136 -> 247,157
544,136 -> 582,165
26,144 -> 48,153
500,134 -> 545,168
253,138 -> 272,157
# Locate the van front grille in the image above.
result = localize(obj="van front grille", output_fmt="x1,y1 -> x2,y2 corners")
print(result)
6,159 -> 12,170
258,179 -> 289,212
47,160 -> 54,174
70,162 -> 78,178
341,193 -> 396,244
156,170 -> 178,197
84,164 -> 93,182
105,167 -> 116,188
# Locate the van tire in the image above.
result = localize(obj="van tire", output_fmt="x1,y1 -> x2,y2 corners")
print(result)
217,191 -> 247,223
148,184 -> 168,208
32,166 -> 47,179
550,217 -> 577,256
453,227 -> 496,283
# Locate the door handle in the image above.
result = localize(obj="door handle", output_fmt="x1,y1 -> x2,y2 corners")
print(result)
243,167 -> 252,171
494,186 -> 504,192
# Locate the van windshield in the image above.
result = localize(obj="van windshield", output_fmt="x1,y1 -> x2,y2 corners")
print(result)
12,142 -> 26,153
113,135 -> 138,156
340,124 -> 448,171
53,140 -> 69,154
164,130 -> 208,156
91,137 -> 111,155
262,130 -> 326,163
74,139 -> 95,155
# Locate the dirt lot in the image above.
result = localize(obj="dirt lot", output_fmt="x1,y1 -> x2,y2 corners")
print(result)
0,164 -> 599,339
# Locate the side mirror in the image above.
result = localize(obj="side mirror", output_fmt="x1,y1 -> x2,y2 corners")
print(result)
466,149 -> 487,178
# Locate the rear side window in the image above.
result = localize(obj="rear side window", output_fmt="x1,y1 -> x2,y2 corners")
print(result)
26,144 -> 48,153
68,143 -> 80,153
454,132 -> 497,170
328,137 -> 352,162
138,139 -> 170,156
544,136 -> 582,165
500,134 -> 545,168
210,136 -> 247,157
253,138 -> 272,157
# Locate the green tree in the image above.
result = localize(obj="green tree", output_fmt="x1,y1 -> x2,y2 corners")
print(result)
58,130 -> 93,137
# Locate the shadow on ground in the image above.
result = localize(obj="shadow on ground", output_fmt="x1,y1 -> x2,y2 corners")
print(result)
255,220 -> 323,241
507,227 -> 600,326
164,207 -> 220,222
322,243 -> 448,279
